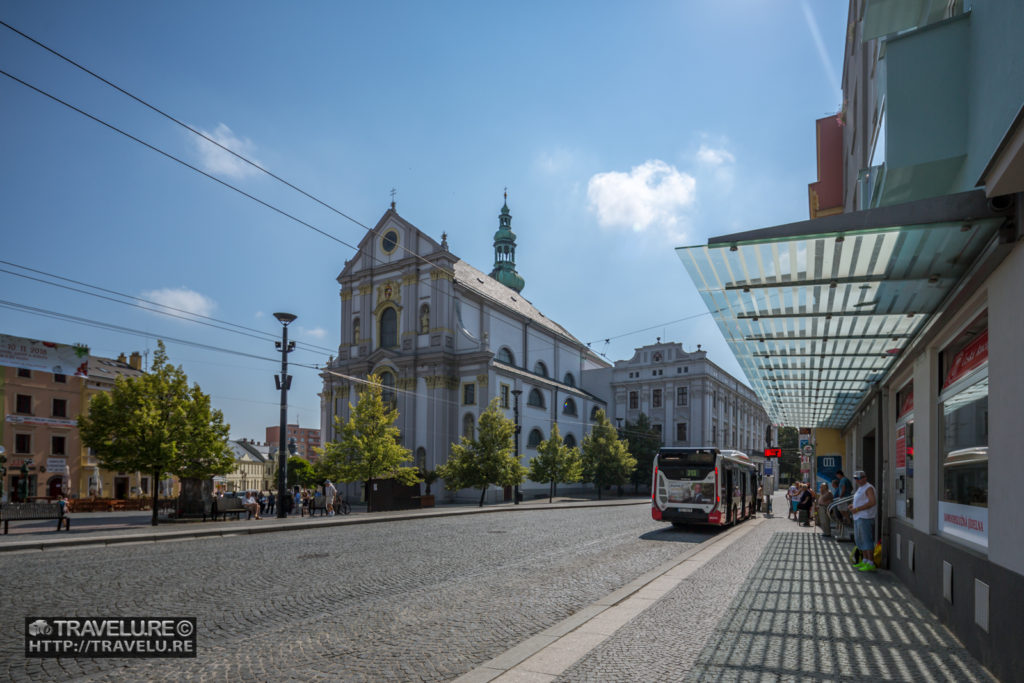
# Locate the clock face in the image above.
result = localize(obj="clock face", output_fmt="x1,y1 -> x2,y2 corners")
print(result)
382,229 -> 399,253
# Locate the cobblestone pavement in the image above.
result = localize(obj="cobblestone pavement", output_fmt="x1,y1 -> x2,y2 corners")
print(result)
555,497 -> 994,682
0,503 -> 709,682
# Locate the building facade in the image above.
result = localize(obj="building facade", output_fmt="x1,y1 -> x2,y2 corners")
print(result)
320,200 -> 610,503
583,341 -> 769,455
221,439 -> 275,493
265,424 -> 321,461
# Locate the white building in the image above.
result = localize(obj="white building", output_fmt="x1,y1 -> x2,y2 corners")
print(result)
583,340 -> 769,455
320,199 -> 610,503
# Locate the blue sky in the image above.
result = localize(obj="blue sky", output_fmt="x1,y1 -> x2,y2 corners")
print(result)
1,1 -> 848,440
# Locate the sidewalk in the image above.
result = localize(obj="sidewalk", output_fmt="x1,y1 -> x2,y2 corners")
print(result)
458,491 -> 995,682
0,494 -> 646,553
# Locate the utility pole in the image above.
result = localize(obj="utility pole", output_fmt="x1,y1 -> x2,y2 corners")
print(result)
274,312 -> 296,519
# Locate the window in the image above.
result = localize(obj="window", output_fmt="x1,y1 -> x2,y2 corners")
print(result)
54,373 -> 66,383
563,372 -> 575,387
16,394 -> 32,414
527,429 -> 543,448
379,308 -> 397,348
652,389 -> 662,408
527,388 -> 545,408
52,398 -> 67,418
51,435 -> 66,455
15,433 -> 31,453
352,317 -> 360,346
463,383 -> 476,406
629,391 -> 638,410
498,347 -> 515,365
676,423 -> 688,442
564,434 -> 577,449
17,368 -> 30,378
378,370 -> 396,407
381,228 -> 399,253
590,406 -> 601,420
562,398 -> 577,416
500,384 -> 510,409
676,386 -> 688,406
653,424 -> 662,437
534,361 -> 548,378
463,413 -> 476,440
419,304 -> 430,334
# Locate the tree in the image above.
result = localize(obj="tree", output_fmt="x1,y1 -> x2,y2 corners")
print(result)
288,456 -> 317,489
78,341 -> 233,526
622,413 -> 661,494
438,398 -> 527,507
528,422 -> 582,503
316,374 -> 419,512
778,426 -> 801,484
580,409 -> 636,500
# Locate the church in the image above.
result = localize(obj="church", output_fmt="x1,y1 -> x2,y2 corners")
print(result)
319,197 -> 611,503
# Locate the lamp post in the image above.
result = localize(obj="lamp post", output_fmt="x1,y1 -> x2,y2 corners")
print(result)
274,312 -> 297,519
512,389 -> 522,505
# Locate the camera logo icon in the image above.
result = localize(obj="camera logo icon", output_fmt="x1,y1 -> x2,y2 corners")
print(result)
28,620 -> 52,637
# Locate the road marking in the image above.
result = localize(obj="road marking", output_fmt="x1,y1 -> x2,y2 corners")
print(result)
454,516 -> 766,683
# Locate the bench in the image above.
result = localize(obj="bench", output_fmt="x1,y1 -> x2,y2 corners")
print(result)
210,497 -> 251,521
1,502 -> 70,534
303,497 -> 328,517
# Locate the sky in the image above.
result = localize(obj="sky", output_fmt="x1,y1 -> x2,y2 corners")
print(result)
0,1 -> 849,441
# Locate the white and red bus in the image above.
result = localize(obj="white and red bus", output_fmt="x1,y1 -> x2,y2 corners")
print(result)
651,447 -> 757,527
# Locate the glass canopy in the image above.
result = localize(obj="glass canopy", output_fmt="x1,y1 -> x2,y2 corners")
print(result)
676,197 -> 1005,429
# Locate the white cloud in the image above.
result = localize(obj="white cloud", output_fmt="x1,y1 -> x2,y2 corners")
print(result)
141,288 -> 216,318
535,147 -> 575,175
192,123 -> 263,179
696,144 -> 735,166
301,326 -> 327,340
586,160 -> 696,232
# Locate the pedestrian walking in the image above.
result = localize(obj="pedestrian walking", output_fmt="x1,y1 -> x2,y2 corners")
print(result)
324,480 -> 337,516
850,470 -> 878,571
267,492 -> 276,516
258,490 -> 267,515
797,483 -> 814,526
787,482 -> 799,520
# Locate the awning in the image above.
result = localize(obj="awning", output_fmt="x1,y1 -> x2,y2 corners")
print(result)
676,190 -> 1010,429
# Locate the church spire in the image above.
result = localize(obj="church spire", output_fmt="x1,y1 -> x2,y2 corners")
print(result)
489,190 -> 525,293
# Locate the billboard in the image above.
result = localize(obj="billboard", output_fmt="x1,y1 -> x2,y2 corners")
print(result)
0,334 -> 89,377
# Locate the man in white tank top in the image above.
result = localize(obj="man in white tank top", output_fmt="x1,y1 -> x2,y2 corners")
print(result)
850,470 -> 877,571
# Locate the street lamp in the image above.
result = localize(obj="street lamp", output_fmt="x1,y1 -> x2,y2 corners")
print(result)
274,311 -> 297,519
512,389 -> 522,505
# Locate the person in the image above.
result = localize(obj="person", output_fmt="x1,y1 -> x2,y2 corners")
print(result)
787,481 -> 799,520
850,470 -> 878,571
267,491 -> 276,516
815,483 -> 834,536
796,483 -> 814,526
293,486 -> 301,516
324,480 -> 337,516
830,478 -> 840,500
755,484 -> 763,513
691,483 -> 706,503
836,470 -> 853,498
243,491 -> 261,520
258,490 -> 267,515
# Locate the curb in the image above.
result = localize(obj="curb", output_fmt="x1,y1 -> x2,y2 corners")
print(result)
0,499 -> 647,553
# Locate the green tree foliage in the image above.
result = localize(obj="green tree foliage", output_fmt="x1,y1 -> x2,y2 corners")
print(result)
77,341 -> 233,526
778,426 -> 801,484
580,409 -> 637,500
316,374 -> 419,512
288,456 -> 318,489
528,422 -> 582,503
438,398 -> 526,507
622,413 -> 661,494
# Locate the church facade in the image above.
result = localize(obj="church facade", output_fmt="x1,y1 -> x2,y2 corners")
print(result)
319,199 -> 611,503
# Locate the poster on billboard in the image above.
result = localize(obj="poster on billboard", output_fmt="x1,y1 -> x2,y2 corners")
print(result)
816,455 -> 842,491
0,334 -> 89,377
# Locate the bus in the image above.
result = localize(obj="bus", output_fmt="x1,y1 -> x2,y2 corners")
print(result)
651,447 -> 757,527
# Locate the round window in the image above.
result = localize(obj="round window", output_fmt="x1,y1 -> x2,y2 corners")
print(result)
382,229 -> 399,253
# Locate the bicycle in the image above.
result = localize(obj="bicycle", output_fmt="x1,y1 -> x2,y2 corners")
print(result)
334,499 -> 351,515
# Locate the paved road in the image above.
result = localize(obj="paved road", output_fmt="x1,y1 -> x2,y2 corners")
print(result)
0,503 -> 710,682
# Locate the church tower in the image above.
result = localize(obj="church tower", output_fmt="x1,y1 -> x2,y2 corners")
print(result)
489,192 -> 525,292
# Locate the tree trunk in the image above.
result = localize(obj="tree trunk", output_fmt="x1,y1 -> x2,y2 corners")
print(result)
478,484 -> 487,507
596,480 -> 603,500
151,470 -> 160,526
548,480 -> 553,504
366,479 -> 373,513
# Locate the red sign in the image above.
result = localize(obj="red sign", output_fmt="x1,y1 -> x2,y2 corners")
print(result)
895,425 -> 906,469
764,448 -> 782,458
943,330 -> 988,388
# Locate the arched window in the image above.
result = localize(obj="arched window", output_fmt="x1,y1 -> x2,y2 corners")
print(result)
534,360 -> 548,377
378,370 -> 396,407
527,428 -> 543,448
419,304 -> 430,334
497,347 -> 515,365
379,307 -> 397,348
590,406 -> 601,420
463,413 -> 476,440
564,434 -> 577,449
527,388 -> 545,408
563,372 -> 576,387
562,398 -> 578,416
352,317 -> 360,346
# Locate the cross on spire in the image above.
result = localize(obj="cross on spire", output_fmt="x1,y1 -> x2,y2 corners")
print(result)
390,187 -> 397,210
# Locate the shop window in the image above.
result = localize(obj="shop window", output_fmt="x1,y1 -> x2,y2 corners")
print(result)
527,429 -> 543,448
527,388 -> 545,408
895,383 -> 914,520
